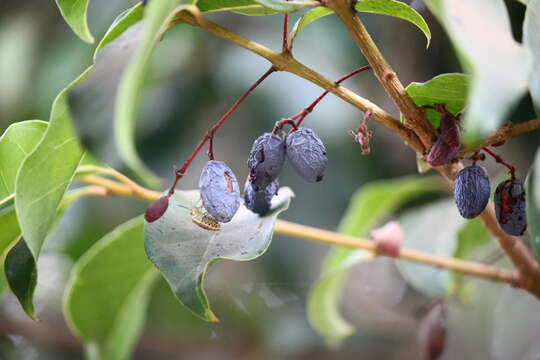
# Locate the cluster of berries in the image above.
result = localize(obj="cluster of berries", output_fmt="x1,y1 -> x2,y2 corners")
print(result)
199,127 -> 327,222
145,127 -> 327,226
453,164 -> 527,236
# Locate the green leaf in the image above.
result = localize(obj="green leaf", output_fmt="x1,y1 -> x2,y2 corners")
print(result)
289,1 -> 430,48
7,185 -> 106,318
0,205 -> 20,259
114,0 -> 189,187
252,0 -> 318,13
355,0 -> 431,47
289,7 -> 333,47
54,0 -> 94,43
524,0 -> 540,115
144,188 -> 293,321
15,69 -> 88,262
94,4 -> 145,56
197,0 -> 279,15
526,148 -> 540,264
0,120 -> 47,202
64,217 -> 157,360
307,176 -> 443,347
397,200 -> 466,297
424,0 -> 531,142
405,73 -> 469,128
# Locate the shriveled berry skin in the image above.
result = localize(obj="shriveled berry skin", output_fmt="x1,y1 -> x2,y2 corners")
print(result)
285,128 -> 328,182
145,196 -> 169,223
494,179 -> 527,236
425,137 -> 460,167
244,179 -> 279,215
247,133 -> 285,187
199,160 -> 241,223
453,165 -> 490,219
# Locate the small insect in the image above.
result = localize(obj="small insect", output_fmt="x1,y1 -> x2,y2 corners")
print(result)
190,205 -> 221,231
178,200 -> 221,231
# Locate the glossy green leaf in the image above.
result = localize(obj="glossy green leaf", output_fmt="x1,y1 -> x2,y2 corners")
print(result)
424,0 -> 531,142
397,200 -> 466,297
54,0 -> 94,43
197,0 -> 278,15
0,120 -> 47,202
308,176 -> 444,347
144,188 -> 293,321
114,0 -> 189,187
526,148 -> 540,263
15,69 -> 88,261
405,73 -> 469,128
355,0 -> 431,47
289,7 -> 333,47
252,0 -> 318,13
524,0 -> 540,115
65,217 -> 157,360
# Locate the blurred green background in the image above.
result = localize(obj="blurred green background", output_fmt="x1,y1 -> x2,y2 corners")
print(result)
1,0 -> 540,359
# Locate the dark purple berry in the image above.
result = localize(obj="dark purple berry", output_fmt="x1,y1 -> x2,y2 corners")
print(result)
453,164 -> 490,219
494,179 -> 527,236
285,128 -> 328,182
199,160 -> 241,223
439,112 -> 461,148
145,196 -> 169,223
425,137 -> 460,167
244,178 -> 279,215
247,133 -> 285,187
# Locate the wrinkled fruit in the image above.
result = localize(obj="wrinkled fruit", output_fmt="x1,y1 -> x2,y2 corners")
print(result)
453,164 -> 490,219
425,137 -> 460,167
494,179 -> 527,236
247,132 -> 285,187
285,128 -> 328,182
145,196 -> 169,223
199,160 -> 241,223
244,178 -> 279,216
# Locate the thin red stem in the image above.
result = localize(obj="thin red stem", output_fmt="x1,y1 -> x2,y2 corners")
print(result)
483,147 -> 516,178
273,119 -> 298,134
167,66 -> 277,196
291,65 -> 371,130
282,14 -> 289,52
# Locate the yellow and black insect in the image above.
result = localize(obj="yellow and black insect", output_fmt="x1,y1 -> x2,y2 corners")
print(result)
190,205 -> 221,231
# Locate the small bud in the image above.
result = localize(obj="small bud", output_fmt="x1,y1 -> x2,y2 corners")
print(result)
418,302 -> 447,360
371,221 -> 403,258
425,137 -> 460,167
145,196 -> 169,223
439,112 -> 461,148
